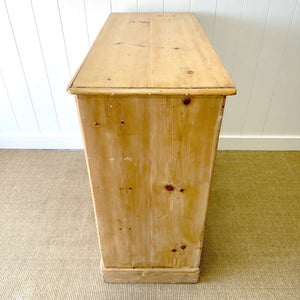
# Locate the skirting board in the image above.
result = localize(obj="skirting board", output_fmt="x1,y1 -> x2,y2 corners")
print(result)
218,136 -> 300,150
0,135 -> 84,150
0,135 -> 299,150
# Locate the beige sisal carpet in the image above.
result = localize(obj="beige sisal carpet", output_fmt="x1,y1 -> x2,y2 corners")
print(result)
0,150 -> 299,299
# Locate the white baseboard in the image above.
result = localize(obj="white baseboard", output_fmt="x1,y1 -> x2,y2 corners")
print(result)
0,135 -> 299,150
0,134 -> 83,150
218,136 -> 300,150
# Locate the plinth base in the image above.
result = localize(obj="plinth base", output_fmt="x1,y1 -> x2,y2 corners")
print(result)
103,267 -> 200,284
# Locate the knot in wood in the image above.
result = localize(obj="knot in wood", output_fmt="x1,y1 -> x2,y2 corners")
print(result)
165,185 -> 174,191
183,97 -> 191,105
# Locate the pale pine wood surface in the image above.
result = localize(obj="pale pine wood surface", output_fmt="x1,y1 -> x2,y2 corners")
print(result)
68,13 -> 236,95
103,267 -> 200,283
76,95 -> 225,270
69,87 -> 236,96
72,12 -> 231,283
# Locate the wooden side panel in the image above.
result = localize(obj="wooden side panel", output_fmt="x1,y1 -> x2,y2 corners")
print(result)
76,95 -> 225,269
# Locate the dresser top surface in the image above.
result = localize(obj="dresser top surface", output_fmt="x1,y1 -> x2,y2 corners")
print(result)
68,13 -> 236,95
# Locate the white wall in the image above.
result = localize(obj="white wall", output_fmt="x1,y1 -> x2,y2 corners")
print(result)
0,0 -> 299,150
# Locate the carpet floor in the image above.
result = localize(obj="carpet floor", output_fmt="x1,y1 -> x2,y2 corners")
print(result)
0,150 -> 299,299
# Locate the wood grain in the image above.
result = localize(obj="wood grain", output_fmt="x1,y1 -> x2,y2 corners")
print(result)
103,267 -> 200,283
68,13 -> 236,95
76,94 -> 225,272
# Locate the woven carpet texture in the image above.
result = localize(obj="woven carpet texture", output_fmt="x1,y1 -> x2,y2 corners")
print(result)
0,151 -> 299,299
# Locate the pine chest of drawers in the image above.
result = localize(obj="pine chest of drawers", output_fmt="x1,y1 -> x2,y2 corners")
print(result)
67,13 -> 236,283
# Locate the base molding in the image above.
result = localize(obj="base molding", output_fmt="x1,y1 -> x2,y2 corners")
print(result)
102,267 -> 200,284
218,136 -> 300,150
